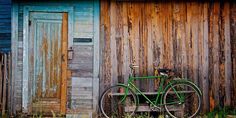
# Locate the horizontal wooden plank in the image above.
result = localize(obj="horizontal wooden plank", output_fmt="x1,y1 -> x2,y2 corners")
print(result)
74,12 -> 93,18
74,20 -> 93,26
0,41 -> 10,45
125,105 -> 156,112
74,32 -> 93,38
0,38 -> 11,41
0,30 -> 11,33
0,19 -> 11,23
0,5 -> 11,11
71,94 -> 93,100
0,0 -> 11,4
0,14 -> 11,19
71,99 -> 93,109
125,105 -> 183,112
68,63 -> 93,71
71,77 -> 93,86
0,26 -> 11,30
0,22 -> 11,25
0,33 -> 10,37
71,70 -> 93,77
70,50 -> 93,60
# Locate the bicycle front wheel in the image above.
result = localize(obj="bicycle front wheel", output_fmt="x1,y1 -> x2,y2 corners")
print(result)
163,82 -> 201,118
99,85 -> 137,118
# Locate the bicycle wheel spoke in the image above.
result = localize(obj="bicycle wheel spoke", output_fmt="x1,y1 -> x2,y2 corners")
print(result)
100,85 -> 137,118
164,82 -> 201,118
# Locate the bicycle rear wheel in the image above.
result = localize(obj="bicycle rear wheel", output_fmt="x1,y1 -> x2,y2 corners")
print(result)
99,85 -> 137,118
163,82 -> 201,118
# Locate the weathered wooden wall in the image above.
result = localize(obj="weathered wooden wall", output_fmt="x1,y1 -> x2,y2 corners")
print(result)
0,53 -> 11,115
100,1 -> 236,113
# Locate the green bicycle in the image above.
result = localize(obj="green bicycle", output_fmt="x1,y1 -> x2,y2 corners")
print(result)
99,63 -> 202,118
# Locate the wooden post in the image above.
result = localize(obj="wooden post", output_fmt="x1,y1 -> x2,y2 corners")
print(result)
60,13 -> 68,114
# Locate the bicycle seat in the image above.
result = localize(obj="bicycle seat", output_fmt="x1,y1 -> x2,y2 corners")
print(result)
129,64 -> 139,69
158,69 -> 174,74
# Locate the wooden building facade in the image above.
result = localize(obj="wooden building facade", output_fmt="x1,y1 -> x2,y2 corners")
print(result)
10,0 -> 236,117
11,0 -> 99,117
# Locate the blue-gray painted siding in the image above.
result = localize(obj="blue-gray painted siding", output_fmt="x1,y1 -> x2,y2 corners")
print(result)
0,0 -> 11,52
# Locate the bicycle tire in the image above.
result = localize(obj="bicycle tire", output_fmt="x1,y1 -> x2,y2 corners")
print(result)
99,85 -> 137,118
163,82 -> 202,118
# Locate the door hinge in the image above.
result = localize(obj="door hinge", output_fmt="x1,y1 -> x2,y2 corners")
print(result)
29,20 -> 31,26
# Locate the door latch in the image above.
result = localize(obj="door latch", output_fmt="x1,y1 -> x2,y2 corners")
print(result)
68,47 -> 73,60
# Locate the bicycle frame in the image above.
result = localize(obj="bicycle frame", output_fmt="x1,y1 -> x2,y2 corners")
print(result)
117,75 -> 183,108
100,65 -> 203,118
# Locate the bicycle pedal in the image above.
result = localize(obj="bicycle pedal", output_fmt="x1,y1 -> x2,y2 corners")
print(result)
150,106 -> 161,111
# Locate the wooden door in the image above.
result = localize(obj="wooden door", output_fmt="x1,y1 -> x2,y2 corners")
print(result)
28,12 -> 68,114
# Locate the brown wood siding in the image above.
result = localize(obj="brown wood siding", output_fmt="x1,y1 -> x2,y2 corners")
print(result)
100,1 -> 236,113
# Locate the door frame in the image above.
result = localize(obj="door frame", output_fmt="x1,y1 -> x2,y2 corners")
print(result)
22,6 -> 74,114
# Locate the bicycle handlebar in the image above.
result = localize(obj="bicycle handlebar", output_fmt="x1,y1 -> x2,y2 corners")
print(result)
129,64 -> 139,69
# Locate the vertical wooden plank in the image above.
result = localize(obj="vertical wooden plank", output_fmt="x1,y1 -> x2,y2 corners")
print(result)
223,2 -> 232,106
67,7 -> 74,50
152,2 -> 162,90
212,2 -> 220,106
147,2 -> 154,91
2,54 -> 7,114
8,53 -> 12,115
162,2 -> 168,68
134,2 -> 140,87
58,23 -> 62,99
197,3 -> 204,111
140,2 -> 148,91
22,6 -> 29,113
122,2 -> 130,84
93,0 -> 100,113
116,1 -> 124,84
208,2 -> 215,110
11,3 -> 18,114
0,56 -> 2,110
198,3 -> 203,92
99,1 -> 105,94
152,2 -> 162,67
179,3 -> 188,78
93,0 -> 100,79
127,2 -> 133,67
168,2 -> 174,69
202,2 -> 210,112
110,1 -> 118,85
172,2 -> 180,71
100,0 -> 111,92
61,13 -> 68,114
162,2 -> 173,68
186,3 -> 193,80
191,2 -> 199,85
219,2 -> 226,108
230,3 -> 236,107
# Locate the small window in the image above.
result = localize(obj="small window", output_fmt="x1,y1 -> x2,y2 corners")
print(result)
73,38 -> 93,44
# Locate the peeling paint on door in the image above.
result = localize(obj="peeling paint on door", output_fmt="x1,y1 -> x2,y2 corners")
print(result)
28,12 -> 67,114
